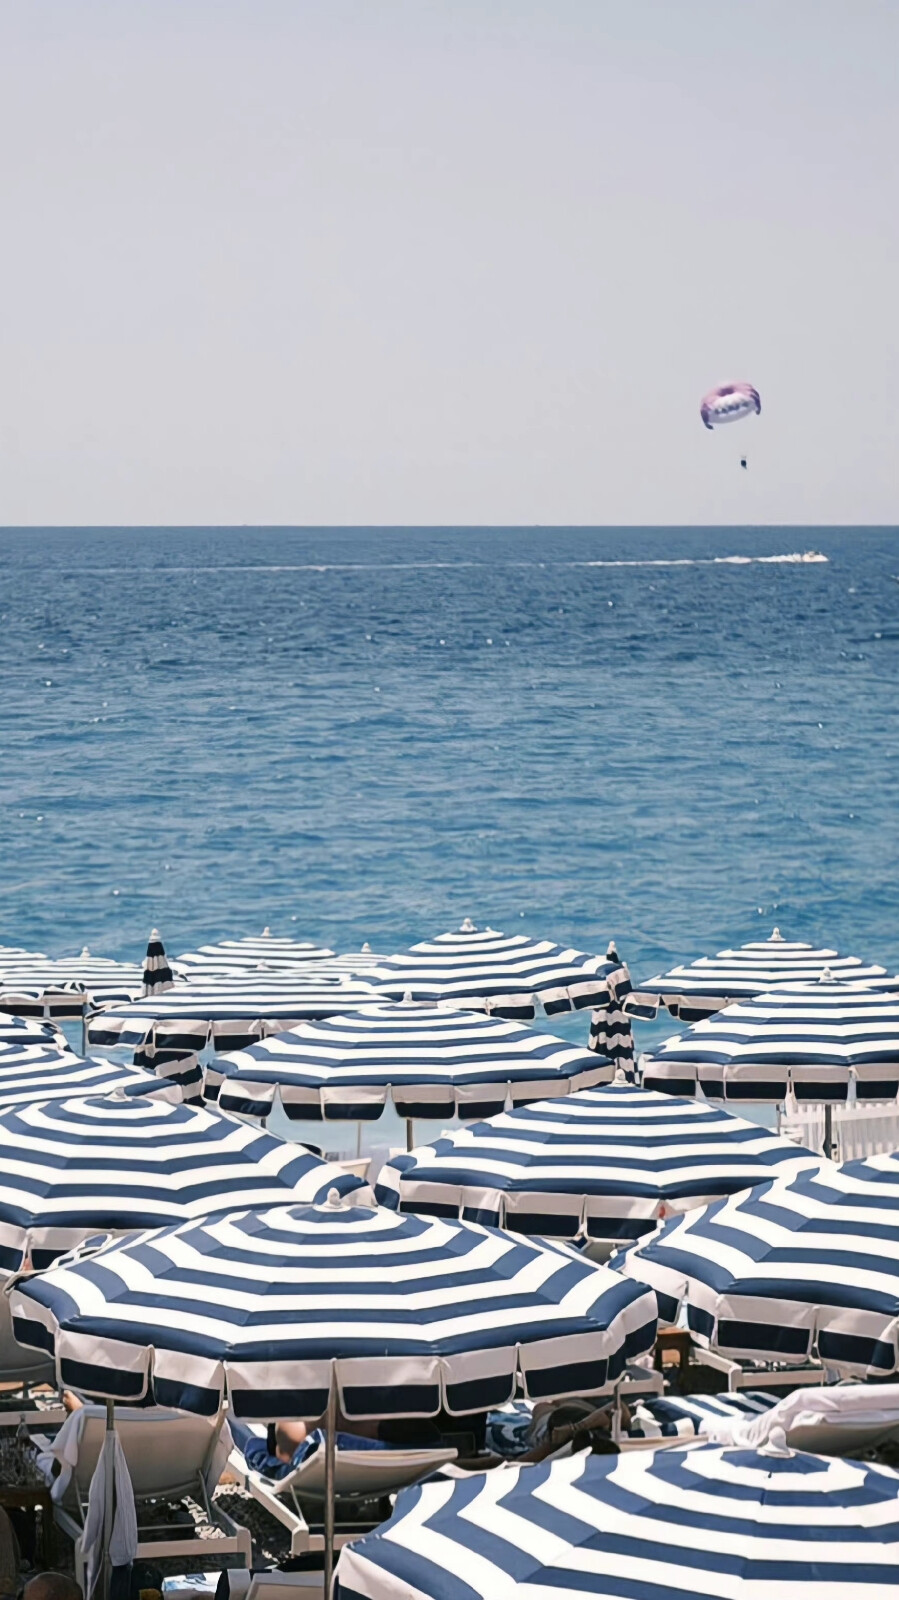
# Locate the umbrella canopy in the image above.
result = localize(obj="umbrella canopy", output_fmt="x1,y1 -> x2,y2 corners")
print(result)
0,1015 -> 67,1048
11,1200 -> 657,1417
361,921 -> 631,1021
142,929 -> 174,996
0,1092 -> 369,1273
628,927 -> 893,1021
86,975 -> 384,1066
334,1445 -> 899,1600
617,1161 -> 899,1378
0,1035 -> 155,1110
842,1148 -> 899,1187
375,1083 -> 820,1250
0,948 -> 147,1018
641,980 -> 899,1101
175,930 -> 336,975
205,1003 -> 615,1124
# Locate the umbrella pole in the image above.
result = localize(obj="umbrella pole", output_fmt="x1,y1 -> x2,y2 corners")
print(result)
323,1364 -> 337,1597
82,1002 -> 89,1057
823,1103 -> 833,1161
101,1398 -> 115,1600
406,1118 -> 415,1152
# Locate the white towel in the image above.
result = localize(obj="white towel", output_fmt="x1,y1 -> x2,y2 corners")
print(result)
83,1429 -> 138,1598
38,1405 -> 88,1501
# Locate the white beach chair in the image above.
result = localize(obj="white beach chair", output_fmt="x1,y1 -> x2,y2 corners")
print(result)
691,1346 -> 833,1392
0,1292 -> 66,1426
228,1432 -> 457,1558
40,1405 -> 251,1588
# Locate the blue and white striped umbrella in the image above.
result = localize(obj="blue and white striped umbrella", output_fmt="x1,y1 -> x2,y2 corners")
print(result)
0,1092 -> 368,1273
175,930 -> 336,975
628,927 -> 894,1021
334,1445 -> 899,1600
86,975 -> 384,1066
143,929 -> 174,995
641,979 -> 899,1101
842,1148 -> 899,1187
0,1015 -> 67,1048
10,1201 -> 657,1418
376,1083 -> 820,1249
362,922 -> 631,1022
0,947 -> 147,1018
0,1035 -> 154,1109
205,1004 -> 614,1124
617,1161 -> 899,1378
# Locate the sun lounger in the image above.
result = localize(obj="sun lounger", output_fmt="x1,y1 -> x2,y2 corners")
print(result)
691,1345 -> 833,1393
228,1433 -> 457,1559
0,1292 -> 66,1426
38,1405 -> 251,1589
700,1381 -> 899,1456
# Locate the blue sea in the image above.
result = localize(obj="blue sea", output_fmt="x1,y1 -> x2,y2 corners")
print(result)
1,526 -> 897,1109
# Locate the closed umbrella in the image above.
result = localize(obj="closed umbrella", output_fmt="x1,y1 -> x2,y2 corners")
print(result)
376,1082 -> 819,1253
142,929 -> 174,996
206,1003 -> 615,1148
11,1197 -> 657,1592
617,1161 -> 899,1378
334,1444 -> 899,1599
628,927 -> 893,1021
364,920 -> 631,1023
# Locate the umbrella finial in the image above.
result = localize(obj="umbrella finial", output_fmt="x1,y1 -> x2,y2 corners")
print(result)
150,928 -> 160,940
261,927 -> 271,937
770,927 -> 783,941
460,918 -> 476,933
325,1187 -> 346,1210
361,942 -> 371,953
606,940 -> 620,962
80,946 -> 91,958
401,990 -> 415,1005
759,1425 -> 793,1458
820,966 -> 834,982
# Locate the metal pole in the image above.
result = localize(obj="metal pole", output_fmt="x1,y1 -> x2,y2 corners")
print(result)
823,1103 -> 833,1161
82,1002 -> 89,1057
406,1118 -> 415,1153
323,1364 -> 338,1598
101,1397 -> 115,1600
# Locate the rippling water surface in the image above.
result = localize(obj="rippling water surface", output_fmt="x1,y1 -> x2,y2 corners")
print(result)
1,526 -> 897,1024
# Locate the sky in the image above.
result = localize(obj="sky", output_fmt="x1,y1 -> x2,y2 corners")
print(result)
0,0 -> 896,526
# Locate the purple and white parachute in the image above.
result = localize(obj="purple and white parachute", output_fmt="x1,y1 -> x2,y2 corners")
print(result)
700,382 -> 761,430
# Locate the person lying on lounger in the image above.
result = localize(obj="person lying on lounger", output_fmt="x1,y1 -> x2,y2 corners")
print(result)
230,1416 -> 390,1480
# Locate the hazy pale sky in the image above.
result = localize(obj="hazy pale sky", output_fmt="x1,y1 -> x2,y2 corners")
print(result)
1,1 -> 896,526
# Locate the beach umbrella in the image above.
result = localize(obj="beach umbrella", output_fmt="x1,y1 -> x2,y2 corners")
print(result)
0,1014 -> 68,1048
86,974 -> 384,1072
175,930 -> 336,974
842,1148 -> 899,1187
627,926 -> 894,1021
205,1003 -> 615,1146
376,1082 -> 820,1253
616,1160 -> 899,1378
0,1091 -> 370,1272
640,980 -> 899,1105
334,1444 -> 899,1600
142,929 -> 174,996
362,920 -> 631,1023
11,1198 -> 657,1591
0,1035 -> 157,1110
0,948 -> 147,1020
